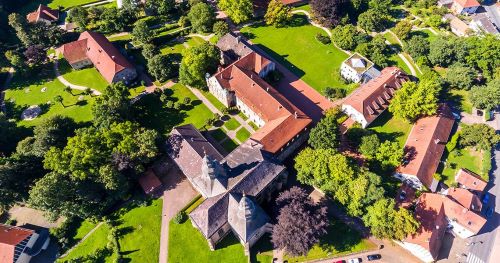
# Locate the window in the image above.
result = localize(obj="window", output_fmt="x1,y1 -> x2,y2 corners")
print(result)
217,228 -> 225,238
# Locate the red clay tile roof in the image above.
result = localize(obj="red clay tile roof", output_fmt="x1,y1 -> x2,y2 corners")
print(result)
0,224 -> 34,263
447,187 -> 482,212
138,169 -> 162,195
342,67 -> 409,126
454,0 -> 480,8
398,104 -> 455,190
59,31 -> 135,83
455,168 -> 487,192
281,0 -> 306,5
214,52 -> 312,153
26,4 -> 59,23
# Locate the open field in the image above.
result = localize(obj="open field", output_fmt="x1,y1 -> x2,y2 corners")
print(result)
58,60 -> 110,93
240,15 -> 350,94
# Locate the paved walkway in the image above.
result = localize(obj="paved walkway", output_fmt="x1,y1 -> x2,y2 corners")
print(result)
59,222 -> 104,258
383,30 -> 422,75
158,167 -> 198,263
81,0 -> 114,8
187,33 -> 215,42
53,60 -> 102,95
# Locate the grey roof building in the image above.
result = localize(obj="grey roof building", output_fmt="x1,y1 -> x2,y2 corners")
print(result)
167,124 -> 287,253
216,32 -> 254,65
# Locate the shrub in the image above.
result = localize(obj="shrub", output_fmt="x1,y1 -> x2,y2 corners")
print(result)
174,102 -> 182,110
433,173 -> 443,182
173,211 -> 186,224
446,132 -> 460,152
5,219 -> 17,226
315,33 -> 331,45
324,87 -> 346,99
482,150 -> 492,178
183,97 -> 192,105
166,101 -> 174,108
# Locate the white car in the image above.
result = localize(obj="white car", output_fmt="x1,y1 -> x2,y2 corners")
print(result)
347,258 -> 361,263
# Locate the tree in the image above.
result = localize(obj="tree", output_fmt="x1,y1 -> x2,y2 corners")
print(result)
359,134 -> 380,159
358,10 -> 386,32
271,187 -> 328,256
0,113 -> 23,156
147,54 -> 176,82
323,87 -> 346,99
308,113 -> 339,150
24,45 -> 46,66
145,0 -> 175,16
404,35 -> 430,59
460,124 -> 499,151
469,78 -> 500,110
265,0 -> 292,27
368,0 -> 392,15
356,35 -> 389,68
346,170 -> 384,216
179,42 -> 220,88
465,35 -> 500,80
132,20 -> 153,44
393,20 -> 413,40
375,141 -> 403,169
218,0 -> 253,24
8,13 -> 30,46
54,95 -> 64,107
445,63 -> 477,90
68,6 -> 89,27
310,0 -> 346,27
389,79 -> 440,122
213,20 -> 229,38
188,3 -> 216,33
331,25 -> 368,51
363,198 -> 419,240
428,36 -> 466,67
141,43 -> 158,60
92,82 -> 131,128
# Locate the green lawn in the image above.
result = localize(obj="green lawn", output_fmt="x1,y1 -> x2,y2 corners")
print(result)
221,138 -> 239,153
4,65 -> 95,127
169,219 -> 249,263
200,90 -> 227,111
284,220 -> 376,262
19,0 -> 99,14
209,128 -> 228,142
236,127 -> 251,142
60,198 -> 163,262
224,118 -> 241,131
133,83 -> 214,134
59,60 -> 110,93
186,36 -> 206,47
292,4 -> 311,12
107,34 -> 132,42
384,31 -> 400,46
368,111 -> 412,146
411,29 -> 438,43
249,121 -> 259,130
449,89 -> 473,114
73,220 -> 97,241
240,15 -> 350,94
238,111 -> 248,121
439,147 -> 484,186
388,53 -> 412,76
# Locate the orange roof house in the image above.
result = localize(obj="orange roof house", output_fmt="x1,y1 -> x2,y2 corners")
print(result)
400,191 -> 486,262
58,31 -> 137,84
0,224 -> 34,263
138,169 -> 162,195
26,5 -> 59,24
341,67 -> 409,128
395,104 -> 455,192
455,168 -> 487,193
451,0 -> 480,14
208,51 -> 312,155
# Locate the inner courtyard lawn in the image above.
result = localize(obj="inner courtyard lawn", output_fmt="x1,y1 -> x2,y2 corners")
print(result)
60,198 -> 163,263
240,15 -> 350,94
224,118 -> 241,131
439,147 -> 484,186
236,127 -> 251,142
368,111 -> 412,145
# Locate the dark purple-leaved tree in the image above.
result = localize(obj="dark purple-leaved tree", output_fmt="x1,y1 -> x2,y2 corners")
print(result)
310,0 -> 348,28
23,45 -> 46,66
271,186 -> 328,256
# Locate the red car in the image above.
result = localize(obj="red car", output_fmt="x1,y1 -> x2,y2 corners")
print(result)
334,260 -> 346,263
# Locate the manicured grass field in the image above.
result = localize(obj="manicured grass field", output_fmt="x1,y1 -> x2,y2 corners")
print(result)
133,83 -> 213,134
240,15 -> 350,94
169,219 -> 249,263
440,147 -> 484,186
19,0 -> 98,14
236,127 -> 251,142
4,67 -> 95,127
411,29 -> 438,43
186,36 -> 206,47
384,31 -> 401,46
368,111 -> 412,145
388,53 -> 412,76
292,4 -> 311,12
200,90 -> 226,111
59,60 -> 110,93
224,118 -> 241,131
60,198 -> 163,262
284,220 -> 376,262
209,128 -> 227,142
73,220 -> 97,241
237,111 -> 248,121
249,121 -> 259,130
107,33 -> 132,42
449,89 -> 473,114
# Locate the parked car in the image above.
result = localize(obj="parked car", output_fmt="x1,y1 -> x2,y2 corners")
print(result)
367,254 -> 382,261
333,260 -> 346,263
347,258 -> 361,263
482,193 -> 490,204
486,207 -> 494,218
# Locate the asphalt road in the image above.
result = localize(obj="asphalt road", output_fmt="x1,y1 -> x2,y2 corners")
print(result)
466,118 -> 500,263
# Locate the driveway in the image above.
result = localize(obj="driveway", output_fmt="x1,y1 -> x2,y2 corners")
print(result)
158,166 -> 198,263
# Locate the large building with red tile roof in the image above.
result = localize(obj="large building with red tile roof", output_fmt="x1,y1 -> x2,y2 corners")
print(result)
398,190 -> 486,262
207,51 -> 312,156
26,5 -> 59,25
341,67 -> 409,128
455,168 -> 488,193
0,224 -> 50,263
57,31 -> 137,84
451,0 -> 481,14
395,104 -> 455,191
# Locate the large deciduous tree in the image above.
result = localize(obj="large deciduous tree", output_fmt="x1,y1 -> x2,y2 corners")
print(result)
375,140 -> 403,169
445,63 -> 477,90
147,54 -> 176,82
357,9 -> 386,32
92,82 -> 131,128
359,134 -> 380,159
460,124 -> 500,152
0,113 -> 22,156
308,111 -> 340,150
218,0 -> 253,24
469,78 -> 500,111
145,0 -> 175,16
389,78 -> 441,122
132,20 -> 153,44
271,187 -> 328,256
332,24 -> 369,51
310,0 -> 346,27
404,35 -> 430,59
363,198 -> 419,240
188,3 -> 216,33
265,0 -> 292,27
179,42 -> 220,88
465,35 -> 500,80
23,45 -> 46,66
393,20 -> 413,40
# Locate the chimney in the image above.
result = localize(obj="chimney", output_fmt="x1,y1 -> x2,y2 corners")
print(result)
278,105 -> 283,111
237,36 -> 241,43
266,87 -> 269,92
190,137 -> 194,142
435,139 -> 441,144
112,55 -> 116,60
294,111 -> 298,119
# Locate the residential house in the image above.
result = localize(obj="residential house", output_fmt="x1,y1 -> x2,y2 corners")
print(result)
395,104 -> 455,191
0,224 -> 50,263
340,53 -> 381,83
444,14 -> 471,36
207,51 -> 312,159
455,168 -> 487,193
450,0 -> 481,15
398,189 -> 486,262
26,5 -> 59,25
341,67 -> 409,128
470,13 -> 499,34
57,31 -> 137,84
167,124 -> 287,254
